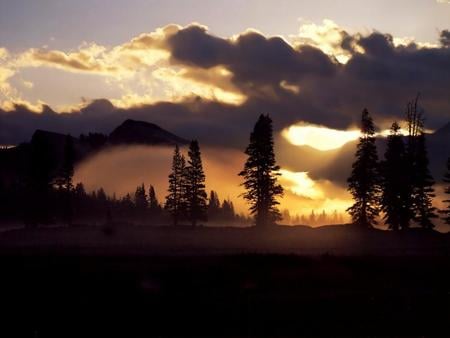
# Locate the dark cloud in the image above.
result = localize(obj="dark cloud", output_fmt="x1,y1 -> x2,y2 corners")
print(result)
1,27 -> 449,160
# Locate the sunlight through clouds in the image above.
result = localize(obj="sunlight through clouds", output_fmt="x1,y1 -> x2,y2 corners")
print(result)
282,123 -> 361,151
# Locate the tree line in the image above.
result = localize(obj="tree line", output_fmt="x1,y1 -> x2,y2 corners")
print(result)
0,101 -> 448,230
347,95 -> 450,229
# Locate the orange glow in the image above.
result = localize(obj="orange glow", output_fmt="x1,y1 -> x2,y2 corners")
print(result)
282,123 -> 361,151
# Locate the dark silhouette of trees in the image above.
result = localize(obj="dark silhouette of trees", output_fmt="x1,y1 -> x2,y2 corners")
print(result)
54,135 -> 75,225
347,109 -> 380,228
25,132 -> 57,227
134,184 -> 148,209
380,122 -> 411,230
184,140 -> 208,227
441,157 -> 450,225
165,145 -> 187,226
134,183 -> 148,222
221,198 -> 236,222
207,190 -> 221,220
148,185 -> 162,216
239,114 -> 283,227
413,133 -> 437,228
404,95 -> 437,229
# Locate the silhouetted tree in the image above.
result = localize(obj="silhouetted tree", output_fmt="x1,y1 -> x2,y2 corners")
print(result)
135,183 -> 148,209
134,183 -> 148,222
404,95 -> 437,228
239,114 -> 283,227
184,140 -> 208,226
380,122 -> 411,230
441,157 -> 450,225
347,109 -> 381,228
148,185 -> 161,214
54,135 -> 75,225
25,132 -> 56,226
208,190 -> 221,220
221,198 -> 236,222
413,133 -> 437,228
165,145 -> 187,226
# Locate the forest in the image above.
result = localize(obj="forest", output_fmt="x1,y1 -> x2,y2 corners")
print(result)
0,95 -> 448,232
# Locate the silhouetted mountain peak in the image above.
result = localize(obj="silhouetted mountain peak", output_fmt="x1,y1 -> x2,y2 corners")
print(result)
109,119 -> 188,146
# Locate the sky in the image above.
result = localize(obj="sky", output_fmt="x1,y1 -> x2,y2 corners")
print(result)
0,0 -> 449,222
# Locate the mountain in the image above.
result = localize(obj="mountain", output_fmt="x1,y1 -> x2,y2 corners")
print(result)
109,119 -> 188,146
0,120 -> 188,188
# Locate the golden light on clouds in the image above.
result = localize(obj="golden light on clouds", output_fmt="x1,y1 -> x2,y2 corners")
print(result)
279,169 -> 324,199
282,123 -> 361,151
291,19 -> 357,64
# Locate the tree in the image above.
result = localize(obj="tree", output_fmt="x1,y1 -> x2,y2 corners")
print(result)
184,140 -> 208,226
412,133 -> 437,228
347,109 -> 381,228
25,131 -> 57,227
404,95 -> 437,229
239,114 -> 283,227
207,190 -> 221,221
441,157 -> 450,225
54,135 -> 75,225
148,185 -> 161,214
222,198 -> 236,222
165,145 -> 187,226
380,122 -> 411,230
134,183 -> 148,210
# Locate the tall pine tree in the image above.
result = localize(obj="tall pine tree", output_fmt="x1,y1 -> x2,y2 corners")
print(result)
405,95 -> 437,229
441,157 -> 450,225
54,135 -> 75,225
165,145 -> 186,226
347,109 -> 380,228
135,183 -> 148,210
207,190 -> 221,221
239,114 -> 283,227
148,185 -> 161,214
380,122 -> 411,230
184,140 -> 208,227
413,133 -> 437,228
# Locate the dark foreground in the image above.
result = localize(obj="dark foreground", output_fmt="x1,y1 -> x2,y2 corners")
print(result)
2,253 -> 450,336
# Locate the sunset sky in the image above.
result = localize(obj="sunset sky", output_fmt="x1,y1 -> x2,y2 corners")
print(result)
1,0 -> 449,221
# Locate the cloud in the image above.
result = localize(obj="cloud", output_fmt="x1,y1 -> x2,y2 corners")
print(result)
0,21 -> 449,163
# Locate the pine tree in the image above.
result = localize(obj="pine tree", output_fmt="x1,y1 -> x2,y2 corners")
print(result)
347,109 -> 381,228
380,122 -> 411,230
55,135 -> 75,225
239,114 -> 283,227
413,133 -> 437,228
165,145 -> 187,226
26,131 -> 56,227
441,157 -> 450,225
404,95 -> 437,229
207,190 -> 221,221
148,185 -> 161,214
184,140 -> 208,227
222,198 -> 236,222
54,135 -> 75,191
134,183 -> 148,210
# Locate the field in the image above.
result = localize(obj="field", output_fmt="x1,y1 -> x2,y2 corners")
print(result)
1,225 -> 450,336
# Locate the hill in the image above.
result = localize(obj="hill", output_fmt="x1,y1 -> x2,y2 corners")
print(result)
0,120 -> 187,188
109,119 -> 188,146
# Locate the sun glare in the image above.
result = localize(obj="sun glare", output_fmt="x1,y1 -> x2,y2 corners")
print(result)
282,124 -> 361,151
279,169 -> 324,199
